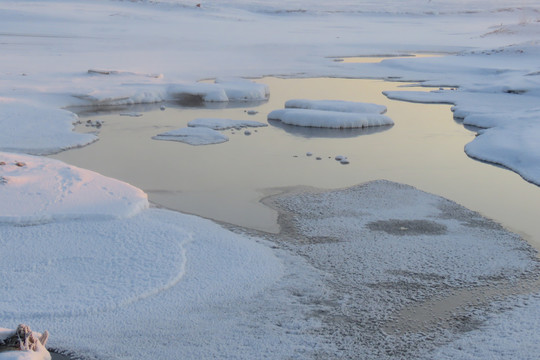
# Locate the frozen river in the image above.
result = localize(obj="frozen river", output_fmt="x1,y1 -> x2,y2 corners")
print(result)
52,75 -> 540,251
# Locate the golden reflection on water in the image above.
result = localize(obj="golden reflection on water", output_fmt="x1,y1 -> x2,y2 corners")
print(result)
335,53 -> 443,63
52,77 -> 540,250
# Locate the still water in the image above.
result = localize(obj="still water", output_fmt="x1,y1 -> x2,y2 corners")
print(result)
52,77 -> 540,250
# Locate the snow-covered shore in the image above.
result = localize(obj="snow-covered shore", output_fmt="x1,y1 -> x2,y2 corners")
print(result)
1,0 -> 540,359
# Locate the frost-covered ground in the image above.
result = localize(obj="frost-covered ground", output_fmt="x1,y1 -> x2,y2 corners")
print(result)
1,0 -> 540,359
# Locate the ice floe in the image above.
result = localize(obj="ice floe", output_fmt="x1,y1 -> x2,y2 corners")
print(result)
268,108 -> 393,129
188,117 -> 267,130
0,152 -> 148,224
153,127 -> 229,145
285,99 -> 387,114
0,102 -> 96,155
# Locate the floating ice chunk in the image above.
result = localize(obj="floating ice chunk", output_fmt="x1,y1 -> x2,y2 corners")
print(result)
335,155 -> 345,161
0,327 -> 50,360
268,109 -> 393,129
215,78 -> 270,101
188,118 -> 267,130
153,127 -> 228,145
0,152 -> 148,224
285,99 -> 387,114
168,83 -> 228,103
247,110 -> 258,115
0,102 -> 96,155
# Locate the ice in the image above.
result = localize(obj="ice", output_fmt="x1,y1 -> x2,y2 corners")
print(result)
268,108 -> 393,128
0,328 -> 50,360
0,152 -> 148,224
188,118 -> 267,130
215,78 -> 270,101
285,99 -> 387,114
0,103 -> 96,156
153,127 -> 229,145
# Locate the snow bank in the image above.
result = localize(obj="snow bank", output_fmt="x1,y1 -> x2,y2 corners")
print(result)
268,108 -> 393,128
0,209 -> 287,359
285,99 -> 387,114
188,117 -> 267,130
465,122 -> 540,185
153,127 -> 229,145
0,152 -> 148,224
0,102 -> 96,155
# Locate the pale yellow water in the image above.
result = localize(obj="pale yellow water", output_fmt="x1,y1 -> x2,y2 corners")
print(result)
52,77 -> 540,251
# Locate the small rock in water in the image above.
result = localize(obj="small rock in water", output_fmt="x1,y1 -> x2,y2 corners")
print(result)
0,161 -> 6,166
340,158 -> 350,165
244,130 -> 251,136
15,162 -> 26,167
306,152 -> 313,157
316,157 -> 322,160
160,105 -> 166,111
247,110 -> 258,115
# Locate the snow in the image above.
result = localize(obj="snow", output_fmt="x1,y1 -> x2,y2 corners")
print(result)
268,108 -> 393,128
0,152 -> 148,224
1,0 -> 540,359
188,117 -> 267,130
0,102 -> 96,156
152,127 -> 229,145
0,328 -> 50,360
285,99 -> 387,114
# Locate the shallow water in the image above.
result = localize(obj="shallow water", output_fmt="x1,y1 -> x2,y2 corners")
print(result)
52,77 -> 540,250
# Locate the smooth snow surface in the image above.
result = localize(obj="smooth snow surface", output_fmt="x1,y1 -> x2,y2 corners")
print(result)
0,103 -> 96,156
188,117 -> 267,130
0,152 -> 148,224
152,127 -> 229,145
285,99 -> 387,114
268,108 -> 393,128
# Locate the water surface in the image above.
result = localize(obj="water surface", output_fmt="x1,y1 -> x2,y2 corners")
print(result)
52,77 -> 540,250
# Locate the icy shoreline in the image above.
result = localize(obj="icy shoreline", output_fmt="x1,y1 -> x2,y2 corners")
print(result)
1,0 -> 540,359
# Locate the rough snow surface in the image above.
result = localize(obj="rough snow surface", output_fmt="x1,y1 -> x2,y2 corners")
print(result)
268,108 -> 393,128
188,117 -> 267,130
285,99 -> 387,114
0,152 -> 148,224
153,127 -> 229,145
0,102 -> 95,155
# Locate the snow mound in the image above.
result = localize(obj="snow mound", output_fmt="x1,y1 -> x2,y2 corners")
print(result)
0,102 -> 96,156
285,99 -> 387,114
188,117 -> 267,130
0,152 -> 148,224
465,122 -> 540,185
153,127 -> 229,145
215,78 -> 270,101
268,108 -> 393,128
0,211 -> 190,317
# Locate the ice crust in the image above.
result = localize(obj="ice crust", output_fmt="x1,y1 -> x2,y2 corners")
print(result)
152,127 -> 229,145
268,108 -> 393,128
188,117 -> 267,130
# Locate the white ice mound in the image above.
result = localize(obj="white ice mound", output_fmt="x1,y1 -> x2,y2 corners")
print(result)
215,78 -> 270,101
268,108 -> 393,129
0,102 -> 96,155
0,210 -> 190,318
188,118 -> 267,130
0,152 -> 148,224
285,99 -> 387,114
153,127 -> 229,145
